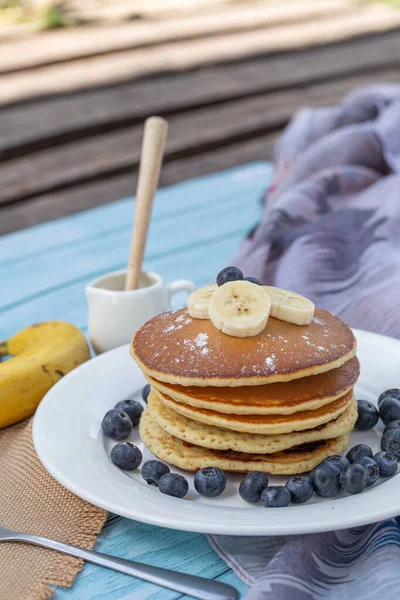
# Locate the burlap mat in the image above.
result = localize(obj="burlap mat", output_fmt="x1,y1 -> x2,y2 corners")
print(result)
0,418 -> 107,600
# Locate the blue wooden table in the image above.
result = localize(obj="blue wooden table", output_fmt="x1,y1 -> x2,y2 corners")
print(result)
1,162 -> 272,599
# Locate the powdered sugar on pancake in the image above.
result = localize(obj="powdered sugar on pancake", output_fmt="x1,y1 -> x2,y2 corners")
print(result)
195,333 -> 208,349
183,333 -> 210,356
162,313 -> 193,333
265,354 -> 276,372
133,308 -> 356,381
312,316 -> 326,326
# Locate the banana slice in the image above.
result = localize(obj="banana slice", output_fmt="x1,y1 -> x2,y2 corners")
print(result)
263,286 -> 315,326
209,281 -> 271,338
187,284 -> 217,319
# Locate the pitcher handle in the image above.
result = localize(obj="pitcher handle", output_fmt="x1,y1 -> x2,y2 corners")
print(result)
167,280 -> 196,307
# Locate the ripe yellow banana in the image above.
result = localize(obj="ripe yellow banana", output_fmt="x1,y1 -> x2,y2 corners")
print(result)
0,322 -> 90,429
187,284 -> 217,319
263,286 -> 315,325
209,280 -> 271,338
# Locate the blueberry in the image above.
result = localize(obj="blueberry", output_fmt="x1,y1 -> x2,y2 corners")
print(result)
141,460 -> 170,485
239,471 -> 268,503
216,266 -> 243,286
381,429 -> 400,458
384,420 -> 400,434
243,277 -> 262,286
310,463 -> 341,497
158,473 -> 188,498
142,384 -> 151,403
358,457 -> 379,487
110,442 -> 142,470
285,476 -> 313,504
322,455 -> 350,472
114,399 -> 143,426
346,444 -> 373,463
194,467 -> 226,497
374,452 -> 398,477
101,409 -> 132,440
340,463 -> 368,494
261,486 -> 291,507
378,389 -> 400,407
379,397 -> 400,425
355,400 -> 379,431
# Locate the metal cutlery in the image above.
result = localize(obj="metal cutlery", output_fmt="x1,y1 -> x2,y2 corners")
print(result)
0,524 -> 238,600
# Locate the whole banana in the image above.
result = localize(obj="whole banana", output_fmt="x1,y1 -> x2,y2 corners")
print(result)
0,322 -> 91,429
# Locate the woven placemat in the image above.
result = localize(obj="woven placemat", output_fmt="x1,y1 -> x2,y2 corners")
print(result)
0,418 -> 107,600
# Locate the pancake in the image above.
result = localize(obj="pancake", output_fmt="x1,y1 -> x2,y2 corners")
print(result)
146,357 -> 359,415
154,387 -> 354,435
131,308 -> 356,387
148,391 -> 357,454
139,411 -> 351,474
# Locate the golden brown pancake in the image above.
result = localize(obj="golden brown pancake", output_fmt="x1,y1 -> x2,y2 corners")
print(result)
147,390 -> 358,454
131,308 -> 356,387
153,387 -> 354,435
146,357 -> 359,415
139,411 -> 351,474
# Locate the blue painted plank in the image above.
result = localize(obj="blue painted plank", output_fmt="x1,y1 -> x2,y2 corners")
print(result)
0,182 -> 266,319
0,163 -> 270,265
0,163 -> 271,599
55,518 -> 245,600
0,186 -> 263,311
1,231 -> 247,339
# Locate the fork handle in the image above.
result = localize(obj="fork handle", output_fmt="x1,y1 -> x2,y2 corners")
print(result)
10,533 -> 238,600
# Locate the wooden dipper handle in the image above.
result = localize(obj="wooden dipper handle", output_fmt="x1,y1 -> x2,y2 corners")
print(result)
125,116 -> 168,291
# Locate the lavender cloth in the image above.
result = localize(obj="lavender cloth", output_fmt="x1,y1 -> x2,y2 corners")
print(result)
229,84 -> 400,338
208,85 -> 400,599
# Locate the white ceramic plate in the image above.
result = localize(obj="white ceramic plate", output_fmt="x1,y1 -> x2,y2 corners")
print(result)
33,329 -> 400,536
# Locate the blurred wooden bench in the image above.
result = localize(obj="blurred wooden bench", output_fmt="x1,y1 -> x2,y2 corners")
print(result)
1,0 -> 400,235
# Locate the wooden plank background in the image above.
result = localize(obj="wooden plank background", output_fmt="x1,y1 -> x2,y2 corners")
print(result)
1,0 -> 400,235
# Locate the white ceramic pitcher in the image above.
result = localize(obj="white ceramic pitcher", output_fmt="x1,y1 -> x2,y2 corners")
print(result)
85,269 -> 195,354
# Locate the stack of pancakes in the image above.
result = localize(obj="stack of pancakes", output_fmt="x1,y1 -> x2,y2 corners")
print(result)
131,308 -> 359,474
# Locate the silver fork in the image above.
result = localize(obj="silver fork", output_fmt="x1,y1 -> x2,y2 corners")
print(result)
0,524 -> 238,600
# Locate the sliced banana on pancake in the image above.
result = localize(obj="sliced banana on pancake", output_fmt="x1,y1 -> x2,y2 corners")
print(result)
187,284 -> 217,319
263,286 -> 315,326
209,280 -> 271,337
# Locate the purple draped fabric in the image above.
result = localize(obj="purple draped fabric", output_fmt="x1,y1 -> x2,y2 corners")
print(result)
231,84 -> 400,338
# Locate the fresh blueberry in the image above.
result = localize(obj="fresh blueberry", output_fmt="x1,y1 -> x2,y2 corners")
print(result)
158,473 -> 188,498
110,442 -> 142,470
261,486 -> 291,508
322,455 -> 350,472
310,462 -> 341,497
358,457 -> 379,487
239,471 -> 268,503
381,429 -> 400,458
194,467 -> 227,497
384,420 -> 400,434
355,400 -> 379,431
216,266 -> 243,286
142,384 -> 151,403
340,463 -> 368,494
378,389 -> 400,407
285,476 -> 313,504
373,452 -> 398,477
114,399 -> 143,426
243,277 -> 262,286
101,409 -> 132,440
379,397 -> 400,425
141,460 -> 170,485
346,444 -> 373,463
